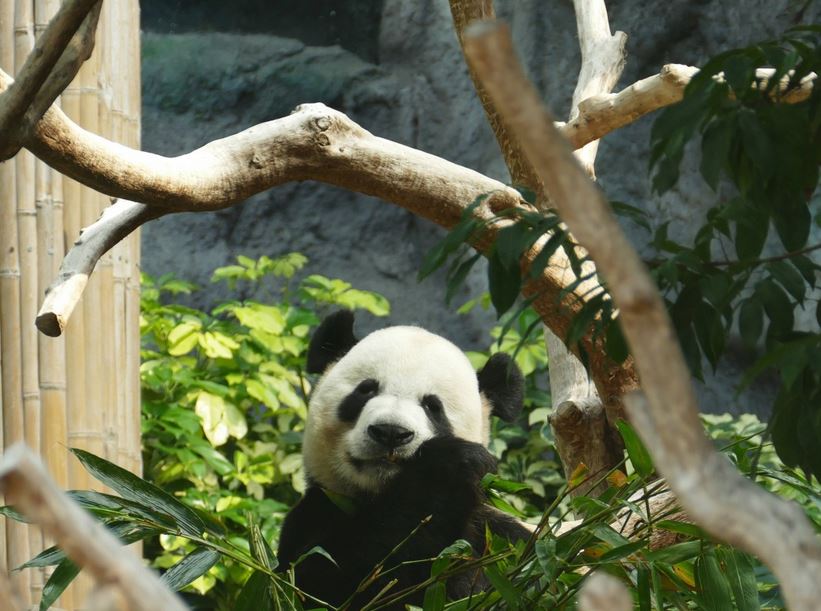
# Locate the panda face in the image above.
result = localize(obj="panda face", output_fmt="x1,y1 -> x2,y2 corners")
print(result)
303,326 -> 485,496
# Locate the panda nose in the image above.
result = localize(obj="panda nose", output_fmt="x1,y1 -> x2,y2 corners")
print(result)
368,423 -> 415,449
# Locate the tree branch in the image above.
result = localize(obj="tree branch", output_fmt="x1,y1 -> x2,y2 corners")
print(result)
0,444 -> 187,611
0,0 -> 101,161
36,199 -> 162,337
559,64 -> 816,150
462,20 -> 821,610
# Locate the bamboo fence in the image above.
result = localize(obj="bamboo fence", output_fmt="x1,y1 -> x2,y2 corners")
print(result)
0,1 -> 142,607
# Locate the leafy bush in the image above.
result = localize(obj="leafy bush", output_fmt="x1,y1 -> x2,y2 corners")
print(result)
139,253 -> 390,606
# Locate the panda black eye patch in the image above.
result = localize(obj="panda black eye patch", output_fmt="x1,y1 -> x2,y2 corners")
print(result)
422,394 -> 453,436
337,378 -> 380,422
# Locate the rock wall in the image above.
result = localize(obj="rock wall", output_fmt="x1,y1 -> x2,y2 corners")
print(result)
140,0 -> 817,414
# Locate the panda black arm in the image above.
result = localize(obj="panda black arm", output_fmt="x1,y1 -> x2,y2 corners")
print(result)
276,486 -> 345,569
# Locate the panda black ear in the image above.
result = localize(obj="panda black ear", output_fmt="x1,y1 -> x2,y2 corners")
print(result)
307,310 -> 359,374
477,353 -> 524,422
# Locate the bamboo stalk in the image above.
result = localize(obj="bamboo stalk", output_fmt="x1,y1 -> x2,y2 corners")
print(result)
59,9 -> 88,610
97,0 -> 117,466
16,0 -> 46,599
36,0 -> 70,607
1,0 -> 33,603
125,0 -> 142,479
0,0 -> 14,575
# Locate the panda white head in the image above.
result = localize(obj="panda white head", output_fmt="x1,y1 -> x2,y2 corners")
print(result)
302,311 -> 524,497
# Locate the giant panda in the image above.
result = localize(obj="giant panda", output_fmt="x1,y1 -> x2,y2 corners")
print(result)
277,310 -> 531,609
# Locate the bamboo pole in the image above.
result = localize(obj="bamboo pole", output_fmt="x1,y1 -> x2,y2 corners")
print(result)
16,0 -> 46,599
0,0 -> 13,575
1,0 -> 32,603
125,0 -> 141,479
97,0 -> 117,466
36,0 -> 70,607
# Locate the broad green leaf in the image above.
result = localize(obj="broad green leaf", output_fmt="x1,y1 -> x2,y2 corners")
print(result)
71,448 -> 205,537
605,319 -> 629,363
167,321 -> 201,356
768,260 -> 806,304
772,201 -> 811,253
695,549 -> 734,611
40,558 -> 80,611
637,567 -> 651,611
700,117 -> 733,189
484,564 -> 519,610
755,279 -> 794,337
487,251 -> 521,318
198,331 -> 239,359
161,547 -> 221,591
645,540 -> 702,564
616,420 -> 654,477
717,548 -> 760,611
235,570 -> 274,611
195,391 -> 248,447
738,298 -> 763,349
734,210 -> 769,261
233,304 -> 286,334
422,582 -> 446,611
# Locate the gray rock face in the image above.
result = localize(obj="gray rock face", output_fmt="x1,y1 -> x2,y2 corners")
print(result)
140,0 -> 817,412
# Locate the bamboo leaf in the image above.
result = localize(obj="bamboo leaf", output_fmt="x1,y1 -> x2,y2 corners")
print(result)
39,558 -> 80,611
717,548 -> 760,611
160,547 -> 221,591
616,420 -> 654,477
695,549 -> 734,611
71,448 -> 206,537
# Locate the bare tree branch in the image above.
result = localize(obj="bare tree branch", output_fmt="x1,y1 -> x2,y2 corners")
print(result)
462,20 -> 821,610
0,0 -> 101,161
36,199 -> 162,337
559,64 -> 816,150
578,572 -> 632,611
0,444 -> 188,611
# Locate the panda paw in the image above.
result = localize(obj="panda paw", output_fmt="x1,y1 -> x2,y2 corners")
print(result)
412,436 -> 497,484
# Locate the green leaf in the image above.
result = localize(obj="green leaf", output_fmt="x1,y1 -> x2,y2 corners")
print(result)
195,391 -> 248,447
616,419 -> 654,477
638,567 -> 652,611
768,260 -> 806,304
71,448 -> 206,537
40,558 -> 80,611
755,279 -> 794,337
717,548 -> 760,611
734,208 -> 769,260
772,202 -> 811,253
700,117 -> 734,189
487,251 -> 521,318
484,564 -> 520,610
233,304 -> 286,334
645,540 -> 702,564
161,547 -> 221,591
695,549 -> 734,611
422,582 -> 447,611
167,321 -> 201,356
738,298 -> 764,349
605,319 -> 629,363
235,570 -> 274,611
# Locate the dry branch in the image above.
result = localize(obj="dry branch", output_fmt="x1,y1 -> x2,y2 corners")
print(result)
36,199 -> 161,337
0,444 -> 188,611
559,64 -> 816,149
462,20 -> 821,610
0,0 -> 100,161
577,572 -> 631,611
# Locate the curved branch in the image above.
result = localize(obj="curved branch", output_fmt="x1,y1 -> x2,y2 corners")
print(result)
463,20 -> 821,610
0,0 -> 101,160
36,199 -> 162,337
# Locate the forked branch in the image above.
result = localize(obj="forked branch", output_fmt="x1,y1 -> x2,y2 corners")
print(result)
462,20 -> 821,610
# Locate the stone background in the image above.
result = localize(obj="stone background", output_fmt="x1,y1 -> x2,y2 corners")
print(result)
139,0 -> 818,415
